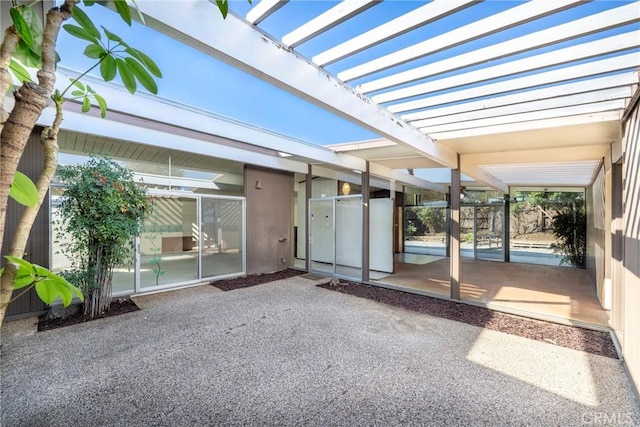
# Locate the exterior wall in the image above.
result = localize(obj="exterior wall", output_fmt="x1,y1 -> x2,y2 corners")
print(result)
618,100 -> 640,392
3,130 -> 49,319
244,166 -> 293,275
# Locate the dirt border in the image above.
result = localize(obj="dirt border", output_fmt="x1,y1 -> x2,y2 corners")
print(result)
211,268 -> 306,291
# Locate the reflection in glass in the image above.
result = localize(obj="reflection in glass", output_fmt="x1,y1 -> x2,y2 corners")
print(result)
140,196 -> 199,288
201,198 -> 244,278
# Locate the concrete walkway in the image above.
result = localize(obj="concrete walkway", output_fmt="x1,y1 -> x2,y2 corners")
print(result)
2,276 -> 639,426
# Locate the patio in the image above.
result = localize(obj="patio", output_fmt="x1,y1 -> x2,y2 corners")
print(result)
2,275 -> 637,426
373,256 -> 610,329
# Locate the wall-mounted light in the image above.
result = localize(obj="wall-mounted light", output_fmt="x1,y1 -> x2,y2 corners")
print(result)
255,180 -> 262,189
341,182 -> 351,195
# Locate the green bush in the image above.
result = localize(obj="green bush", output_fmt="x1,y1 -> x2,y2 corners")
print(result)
551,204 -> 586,267
56,157 -> 149,317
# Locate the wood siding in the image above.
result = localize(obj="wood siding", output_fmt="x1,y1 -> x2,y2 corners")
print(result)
3,129 -> 49,319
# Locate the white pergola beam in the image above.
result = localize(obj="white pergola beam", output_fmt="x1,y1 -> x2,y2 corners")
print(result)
431,111 -> 622,141
55,69 -> 367,172
42,109 -> 310,174
246,0 -> 288,25
411,87 -> 633,129
312,0 -> 477,67
368,163 -> 447,192
420,100 -> 627,134
133,1 -> 458,169
402,72 -> 639,122
359,2 -> 640,94
462,145 -> 610,166
459,164 -> 509,194
282,0 -> 379,48
375,31 -> 640,104
389,53 -> 640,113
338,0 -> 582,82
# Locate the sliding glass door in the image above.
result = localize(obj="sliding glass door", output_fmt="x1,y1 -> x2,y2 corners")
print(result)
140,195 -> 199,289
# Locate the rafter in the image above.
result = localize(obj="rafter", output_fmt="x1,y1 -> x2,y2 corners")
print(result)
246,0 -> 288,25
359,2 -> 640,94
312,0 -> 477,67
282,0 -> 379,48
388,53 -> 640,113
401,73 -> 639,122
337,0 -> 582,82
374,31 -> 640,104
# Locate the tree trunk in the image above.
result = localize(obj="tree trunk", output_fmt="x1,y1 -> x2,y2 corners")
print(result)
0,125 -> 59,323
0,2 -> 76,328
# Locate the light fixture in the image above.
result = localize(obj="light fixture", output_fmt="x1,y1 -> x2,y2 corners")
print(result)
341,182 -> 351,195
255,180 -> 262,189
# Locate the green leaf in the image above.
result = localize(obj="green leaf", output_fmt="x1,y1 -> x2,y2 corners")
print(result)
9,58 -> 32,83
20,5 -> 44,42
126,47 -> 162,78
71,78 -> 86,91
10,7 -> 34,47
84,43 -> 105,59
72,6 -> 101,40
84,0 -> 97,5
94,93 -> 107,118
71,90 -> 85,97
0,261 -> 34,289
13,40 -> 41,68
114,0 -> 132,26
215,0 -> 229,19
9,171 -> 38,207
101,27 -> 122,43
35,279 -> 73,306
129,0 -> 146,25
100,55 -> 117,81
125,57 -> 157,94
63,24 -> 98,43
14,275 -> 35,289
4,256 -> 37,275
82,96 -> 91,113
116,58 -> 136,94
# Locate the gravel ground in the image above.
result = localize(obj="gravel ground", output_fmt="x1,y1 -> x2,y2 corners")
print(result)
2,275 -> 638,426
319,281 -> 618,359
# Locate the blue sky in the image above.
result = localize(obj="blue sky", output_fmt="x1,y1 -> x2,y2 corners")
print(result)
56,1 -> 639,147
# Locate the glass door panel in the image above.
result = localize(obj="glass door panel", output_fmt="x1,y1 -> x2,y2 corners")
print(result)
335,197 -> 362,278
140,196 -> 199,288
475,204 -> 504,261
201,198 -> 244,278
309,199 -> 335,275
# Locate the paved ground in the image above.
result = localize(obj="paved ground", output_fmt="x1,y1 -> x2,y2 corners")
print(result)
2,276 -> 639,426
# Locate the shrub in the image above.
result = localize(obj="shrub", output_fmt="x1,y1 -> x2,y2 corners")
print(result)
56,157 -> 149,317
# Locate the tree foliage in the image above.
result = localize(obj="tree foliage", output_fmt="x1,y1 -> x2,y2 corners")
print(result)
551,201 -> 586,267
0,0 -> 239,326
56,157 -> 149,317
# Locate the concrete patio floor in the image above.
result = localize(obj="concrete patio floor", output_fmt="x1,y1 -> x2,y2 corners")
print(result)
2,275 -> 638,426
374,256 -> 609,329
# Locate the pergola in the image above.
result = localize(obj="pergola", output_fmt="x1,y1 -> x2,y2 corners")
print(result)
129,0 -> 639,192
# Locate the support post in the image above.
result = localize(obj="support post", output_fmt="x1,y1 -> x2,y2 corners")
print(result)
504,194 -> 511,262
305,164 -> 312,272
450,156 -> 461,300
361,162 -> 370,282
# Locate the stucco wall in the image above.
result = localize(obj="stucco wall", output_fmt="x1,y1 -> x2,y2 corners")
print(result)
245,166 -> 293,275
